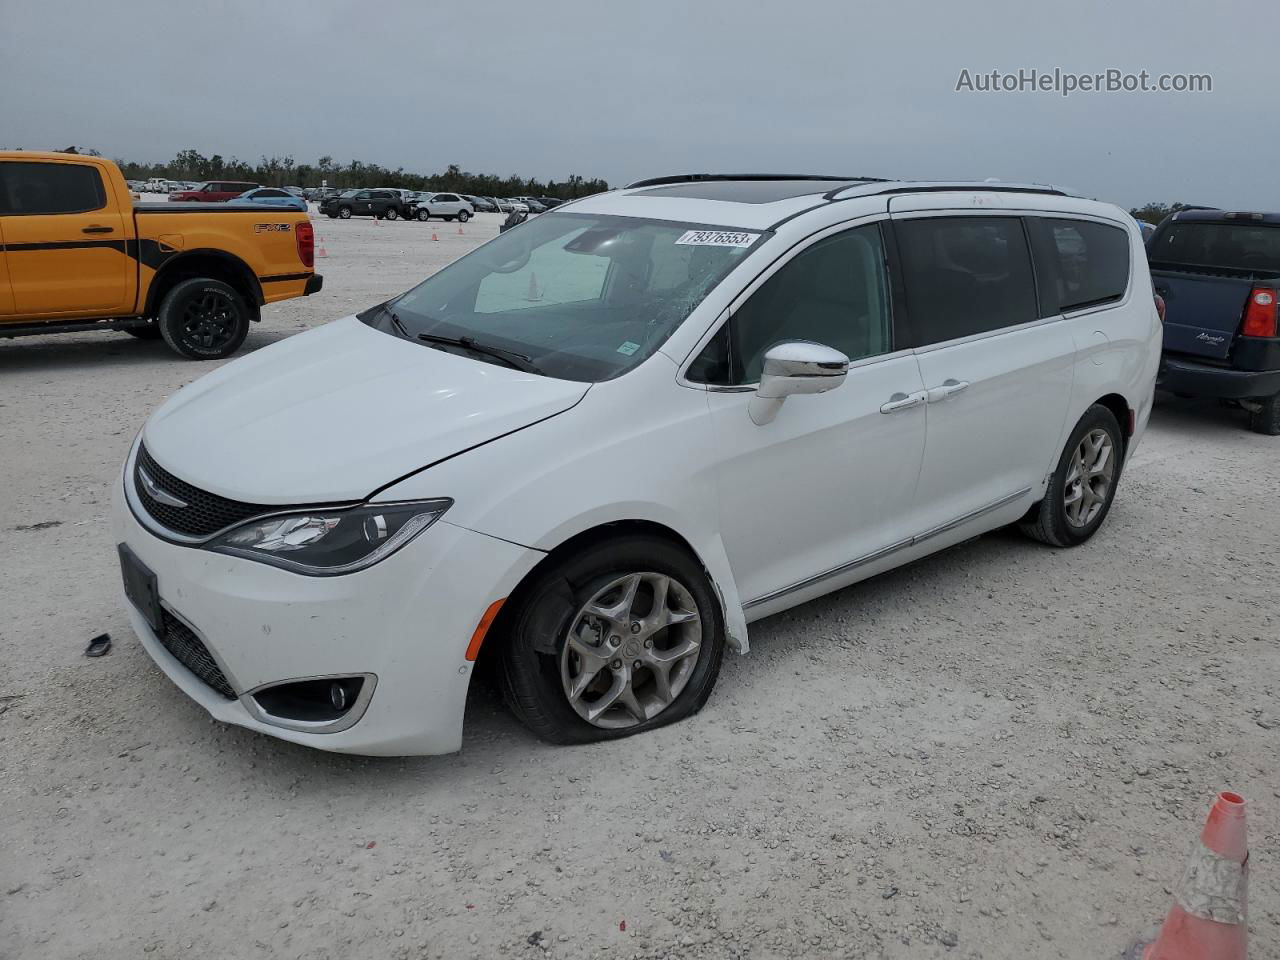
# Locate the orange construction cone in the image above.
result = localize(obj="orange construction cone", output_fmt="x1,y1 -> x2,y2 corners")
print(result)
457,224 -> 465,236
431,232 -> 439,242
1139,791 -> 1248,960
316,238 -> 328,258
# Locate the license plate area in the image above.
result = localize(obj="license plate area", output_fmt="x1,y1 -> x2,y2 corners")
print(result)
118,544 -> 162,633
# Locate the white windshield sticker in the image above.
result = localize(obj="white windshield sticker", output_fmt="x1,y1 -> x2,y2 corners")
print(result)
675,229 -> 758,248
616,340 -> 641,356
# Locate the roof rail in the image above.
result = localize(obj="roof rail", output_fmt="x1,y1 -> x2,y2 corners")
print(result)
828,180 -> 1071,201
625,173 -> 887,189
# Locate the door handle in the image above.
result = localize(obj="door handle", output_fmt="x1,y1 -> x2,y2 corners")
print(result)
927,379 -> 970,403
82,225 -> 115,234
880,391 -> 926,414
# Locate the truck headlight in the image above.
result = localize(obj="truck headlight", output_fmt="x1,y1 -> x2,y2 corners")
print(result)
207,500 -> 452,575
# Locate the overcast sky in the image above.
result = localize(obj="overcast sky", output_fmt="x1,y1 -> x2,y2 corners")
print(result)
2,0 -> 1270,209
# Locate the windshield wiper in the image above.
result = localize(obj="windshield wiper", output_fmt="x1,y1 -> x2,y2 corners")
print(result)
374,301 -> 413,340
416,332 -> 543,374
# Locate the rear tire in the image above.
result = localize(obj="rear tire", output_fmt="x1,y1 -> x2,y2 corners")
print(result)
1019,404 -> 1124,547
384,207 -> 399,221
458,209 -> 471,223
157,277 -> 250,361
1249,393 -> 1280,435
499,535 -> 726,745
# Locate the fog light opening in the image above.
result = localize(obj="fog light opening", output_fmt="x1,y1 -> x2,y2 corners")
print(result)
251,676 -> 366,724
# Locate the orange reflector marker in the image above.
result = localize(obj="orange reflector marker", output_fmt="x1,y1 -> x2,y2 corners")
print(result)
465,598 -> 506,661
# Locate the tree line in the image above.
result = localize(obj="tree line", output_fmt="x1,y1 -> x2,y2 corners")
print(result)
54,147 -> 610,199
1130,202 -> 1194,225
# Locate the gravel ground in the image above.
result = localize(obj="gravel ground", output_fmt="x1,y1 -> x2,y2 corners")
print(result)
1,210 -> 1276,959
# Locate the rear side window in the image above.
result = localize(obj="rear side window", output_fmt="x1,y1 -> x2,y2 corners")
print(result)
1151,222 -> 1280,274
896,216 -> 1038,346
0,161 -> 106,215
1029,218 -> 1130,312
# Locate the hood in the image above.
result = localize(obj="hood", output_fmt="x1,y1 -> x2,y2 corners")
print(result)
142,316 -> 589,504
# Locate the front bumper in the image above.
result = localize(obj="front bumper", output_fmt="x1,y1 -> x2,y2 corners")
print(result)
1158,355 -> 1280,399
112,456 -> 542,756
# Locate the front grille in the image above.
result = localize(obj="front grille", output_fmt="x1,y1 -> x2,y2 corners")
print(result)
158,609 -> 236,699
135,443 -> 269,538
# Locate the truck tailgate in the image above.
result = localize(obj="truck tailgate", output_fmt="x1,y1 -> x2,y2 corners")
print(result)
1151,268 -> 1249,360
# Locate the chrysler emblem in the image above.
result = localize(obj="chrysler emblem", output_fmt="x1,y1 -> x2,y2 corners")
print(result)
138,467 -> 188,509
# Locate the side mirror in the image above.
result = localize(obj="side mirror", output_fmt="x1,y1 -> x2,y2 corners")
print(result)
750,341 -> 849,425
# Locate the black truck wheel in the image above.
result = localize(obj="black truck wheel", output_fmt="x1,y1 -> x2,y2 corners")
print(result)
157,278 -> 250,360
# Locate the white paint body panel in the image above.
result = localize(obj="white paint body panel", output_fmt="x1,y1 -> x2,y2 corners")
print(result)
113,181 -> 1160,755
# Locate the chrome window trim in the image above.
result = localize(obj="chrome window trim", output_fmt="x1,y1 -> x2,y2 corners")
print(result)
240,673 -> 379,735
908,314 -> 1063,356
675,212 -> 895,389
743,486 -> 1032,610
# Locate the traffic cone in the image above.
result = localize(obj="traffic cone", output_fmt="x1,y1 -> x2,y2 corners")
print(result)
457,224 -> 465,236
431,232 -> 439,242
316,237 -> 328,258
1137,791 -> 1248,960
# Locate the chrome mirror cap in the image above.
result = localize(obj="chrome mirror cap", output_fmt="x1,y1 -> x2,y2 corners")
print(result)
756,341 -> 850,399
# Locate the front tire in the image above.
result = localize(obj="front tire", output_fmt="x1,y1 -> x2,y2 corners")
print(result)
458,209 -> 471,223
1019,404 -> 1124,547
157,278 -> 250,361
384,207 -> 399,221
416,208 -> 430,222
499,536 -> 726,745
1248,393 -> 1280,435
338,206 -> 352,219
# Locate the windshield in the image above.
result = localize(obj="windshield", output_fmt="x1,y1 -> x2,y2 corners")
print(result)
371,212 -> 764,381
1152,222 -> 1280,274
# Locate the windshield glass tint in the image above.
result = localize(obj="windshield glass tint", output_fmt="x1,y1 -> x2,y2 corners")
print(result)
381,213 -> 763,381
1153,222 -> 1280,273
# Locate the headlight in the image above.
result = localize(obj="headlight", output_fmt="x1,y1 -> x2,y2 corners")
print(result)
206,499 -> 451,576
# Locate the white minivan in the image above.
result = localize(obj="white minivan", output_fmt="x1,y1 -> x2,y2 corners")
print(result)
114,175 -> 1162,755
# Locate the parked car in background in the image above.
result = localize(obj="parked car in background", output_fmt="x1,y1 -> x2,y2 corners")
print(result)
536,197 -> 564,209
1150,208 -> 1280,433
231,187 -> 307,211
284,186 -> 305,199
463,195 -> 498,213
144,177 -> 170,193
170,180 -> 260,202
410,192 -> 474,222
112,174 -> 1157,756
319,189 -> 409,220
500,198 -> 529,214
513,197 -> 547,213
0,152 -> 321,359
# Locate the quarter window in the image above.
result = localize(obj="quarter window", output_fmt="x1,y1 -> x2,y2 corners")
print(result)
1030,218 -> 1131,312
690,223 -> 892,385
896,216 -> 1038,346
0,161 -> 106,215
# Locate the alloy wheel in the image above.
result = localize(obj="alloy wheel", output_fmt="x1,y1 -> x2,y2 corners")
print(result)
1063,428 -> 1115,528
179,290 -> 238,352
560,572 -> 702,729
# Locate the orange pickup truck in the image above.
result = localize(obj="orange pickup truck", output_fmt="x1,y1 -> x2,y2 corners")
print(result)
0,152 -> 322,359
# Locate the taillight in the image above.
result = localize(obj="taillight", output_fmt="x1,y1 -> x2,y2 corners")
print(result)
295,220 -> 314,269
1242,287 -> 1277,338
1154,293 -> 1166,323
